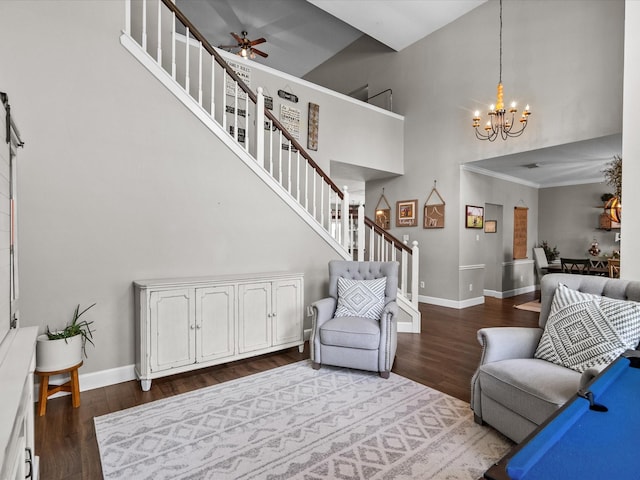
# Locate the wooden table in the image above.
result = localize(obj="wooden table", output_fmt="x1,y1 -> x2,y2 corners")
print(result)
546,262 -> 608,276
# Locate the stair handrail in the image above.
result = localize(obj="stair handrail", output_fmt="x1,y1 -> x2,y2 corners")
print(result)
157,0 -> 344,200
363,216 -> 412,254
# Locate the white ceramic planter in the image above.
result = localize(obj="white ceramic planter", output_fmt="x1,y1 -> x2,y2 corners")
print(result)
36,334 -> 83,372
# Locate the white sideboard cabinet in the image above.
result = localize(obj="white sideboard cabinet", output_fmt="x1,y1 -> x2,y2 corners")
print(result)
134,272 -> 304,391
0,327 -> 39,480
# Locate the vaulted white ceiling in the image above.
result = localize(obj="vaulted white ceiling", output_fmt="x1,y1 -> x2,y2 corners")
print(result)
176,0 -> 486,77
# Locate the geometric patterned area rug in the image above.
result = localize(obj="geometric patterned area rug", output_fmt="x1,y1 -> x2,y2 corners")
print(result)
94,361 -> 511,480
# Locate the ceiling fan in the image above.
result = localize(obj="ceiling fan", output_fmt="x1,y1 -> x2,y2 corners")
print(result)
219,31 -> 268,59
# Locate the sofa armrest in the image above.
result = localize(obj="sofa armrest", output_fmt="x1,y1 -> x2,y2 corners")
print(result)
477,327 -> 544,365
311,297 -> 337,327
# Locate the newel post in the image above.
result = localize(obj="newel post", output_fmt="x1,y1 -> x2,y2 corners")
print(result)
256,87 -> 265,167
357,203 -> 365,261
341,186 -> 349,250
411,241 -> 419,307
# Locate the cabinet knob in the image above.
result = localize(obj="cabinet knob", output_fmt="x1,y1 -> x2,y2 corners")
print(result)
196,324 -> 201,329
190,325 -> 195,329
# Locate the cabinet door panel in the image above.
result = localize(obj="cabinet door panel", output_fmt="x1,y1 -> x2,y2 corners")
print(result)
273,279 -> 303,345
238,282 -> 271,353
149,289 -> 195,371
196,286 -> 235,362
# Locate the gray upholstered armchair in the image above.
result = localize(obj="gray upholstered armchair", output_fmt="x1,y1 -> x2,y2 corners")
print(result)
310,260 -> 399,378
471,273 -> 640,442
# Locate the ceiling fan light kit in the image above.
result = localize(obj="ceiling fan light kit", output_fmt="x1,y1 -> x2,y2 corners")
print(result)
472,0 -> 531,141
219,30 -> 268,60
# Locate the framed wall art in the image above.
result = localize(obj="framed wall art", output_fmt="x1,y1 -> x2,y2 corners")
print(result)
513,206 -> 528,259
396,199 -> 418,227
374,190 -> 391,230
307,102 -> 319,151
484,220 -> 497,233
465,205 -> 484,229
424,183 -> 445,229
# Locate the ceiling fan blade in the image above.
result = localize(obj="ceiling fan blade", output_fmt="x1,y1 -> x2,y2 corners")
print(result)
248,38 -> 266,46
218,45 -> 239,49
230,32 -> 243,43
251,48 -> 268,58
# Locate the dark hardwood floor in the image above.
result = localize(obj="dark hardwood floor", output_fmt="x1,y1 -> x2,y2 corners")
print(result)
34,292 -> 540,479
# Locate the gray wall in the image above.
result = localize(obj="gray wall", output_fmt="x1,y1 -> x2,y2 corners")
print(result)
305,0 -> 624,302
621,1 -> 640,279
539,183 -> 620,259
460,170 -> 538,300
0,0 -> 343,374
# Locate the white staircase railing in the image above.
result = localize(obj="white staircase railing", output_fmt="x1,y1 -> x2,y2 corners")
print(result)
123,0 -> 420,330
352,204 -> 419,308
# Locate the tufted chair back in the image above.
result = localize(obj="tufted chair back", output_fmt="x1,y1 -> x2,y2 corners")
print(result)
540,273 -> 640,328
328,260 -> 399,306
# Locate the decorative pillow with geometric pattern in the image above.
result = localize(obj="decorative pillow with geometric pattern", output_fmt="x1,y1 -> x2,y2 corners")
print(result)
534,283 -> 640,373
334,277 -> 387,320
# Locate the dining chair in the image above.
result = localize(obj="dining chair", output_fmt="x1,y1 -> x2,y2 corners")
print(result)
560,258 -> 591,275
608,258 -> 621,278
533,247 -> 549,280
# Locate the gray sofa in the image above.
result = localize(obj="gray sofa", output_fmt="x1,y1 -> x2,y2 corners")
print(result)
471,273 -> 640,442
310,260 -> 399,378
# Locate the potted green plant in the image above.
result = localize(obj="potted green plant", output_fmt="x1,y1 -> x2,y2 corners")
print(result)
36,303 -> 96,372
540,241 -> 560,262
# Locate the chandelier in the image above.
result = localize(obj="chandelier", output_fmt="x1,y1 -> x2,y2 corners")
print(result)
472,0 -> 531,141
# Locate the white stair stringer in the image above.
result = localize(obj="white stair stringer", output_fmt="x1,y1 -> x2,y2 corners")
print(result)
397,291 -> 421,333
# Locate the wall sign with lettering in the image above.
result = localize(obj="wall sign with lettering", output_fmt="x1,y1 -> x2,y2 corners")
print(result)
225,61 -> 251,100
278,89 -> 298,103
513,206 -> 528,259
280,104 -> 301,140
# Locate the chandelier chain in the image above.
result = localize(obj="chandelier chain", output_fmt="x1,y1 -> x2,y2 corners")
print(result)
499,0 -> 502,84
471,0 -> 531,141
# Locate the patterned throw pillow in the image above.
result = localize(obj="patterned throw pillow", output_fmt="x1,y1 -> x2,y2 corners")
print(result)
534,283 -> 640,373
334,277 -> 387,320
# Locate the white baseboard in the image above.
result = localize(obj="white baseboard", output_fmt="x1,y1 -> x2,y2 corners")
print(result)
35,364 -> 137,401
397,321 -> 415,333
418,295 -> 485,309
485,284 -> 538,299
37,318 -> 425,403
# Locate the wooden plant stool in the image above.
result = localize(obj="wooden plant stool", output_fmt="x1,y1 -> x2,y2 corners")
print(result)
35,361 -> 83,416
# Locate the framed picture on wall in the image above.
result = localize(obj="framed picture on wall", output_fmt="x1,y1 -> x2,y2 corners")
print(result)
484,220 -> 497,233
396,200 -> 418,227
465,205 -> 484,229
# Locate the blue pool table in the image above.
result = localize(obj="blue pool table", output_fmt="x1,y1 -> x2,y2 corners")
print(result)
484,352 -> 640,480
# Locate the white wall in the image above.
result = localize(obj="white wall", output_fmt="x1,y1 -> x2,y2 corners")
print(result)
214,50 -> 405,179
305,0 -> 625,302
0,0 -> 344,375
621,1 -> 640,279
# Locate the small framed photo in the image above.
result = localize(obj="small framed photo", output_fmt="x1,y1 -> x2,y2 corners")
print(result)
396,200 -> 418,227
484,220 -> 497,233
465,205 -> 484,229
